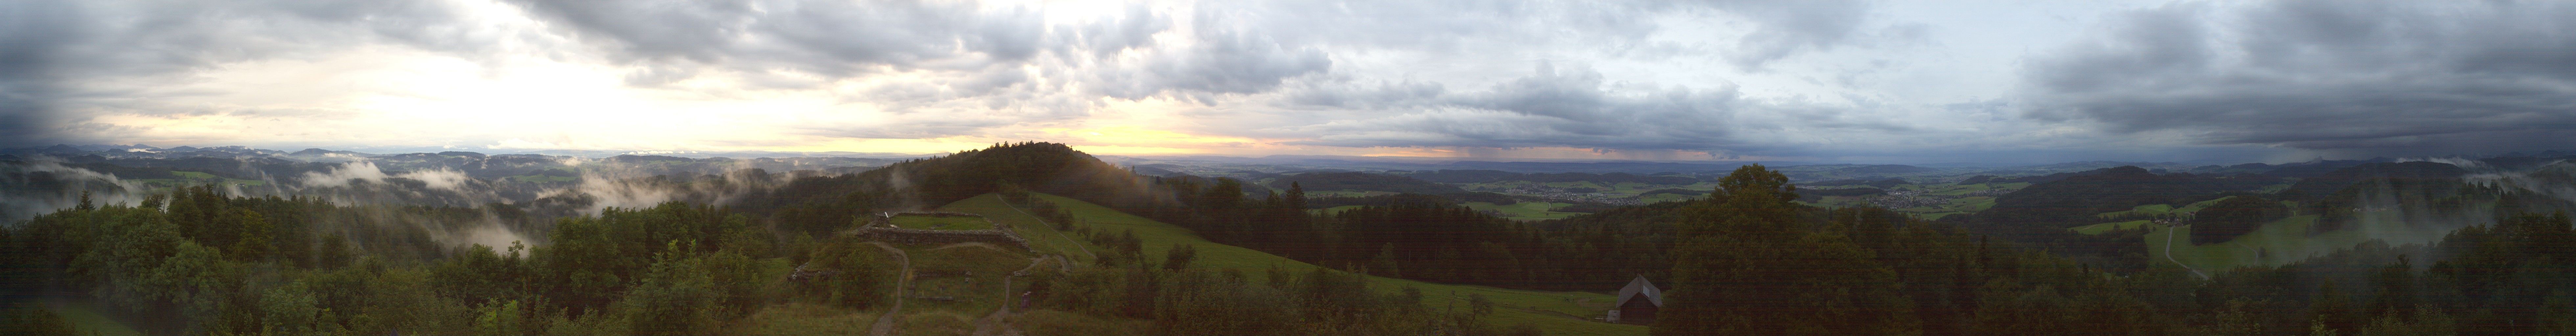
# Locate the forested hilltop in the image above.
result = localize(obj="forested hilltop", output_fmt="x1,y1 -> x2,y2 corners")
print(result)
7,142 -> 2576,336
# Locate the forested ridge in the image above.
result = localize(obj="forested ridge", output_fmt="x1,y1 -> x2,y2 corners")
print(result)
8,142 -> 2576,336
1,190 -> 1504,335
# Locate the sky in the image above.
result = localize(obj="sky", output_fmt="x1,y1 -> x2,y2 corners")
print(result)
4,0 -> 2573,164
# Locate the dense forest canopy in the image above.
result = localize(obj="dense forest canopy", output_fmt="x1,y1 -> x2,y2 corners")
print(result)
7,142 -> 2576,336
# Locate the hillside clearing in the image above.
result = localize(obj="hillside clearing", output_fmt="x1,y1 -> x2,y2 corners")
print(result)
983,193 -> 1648,336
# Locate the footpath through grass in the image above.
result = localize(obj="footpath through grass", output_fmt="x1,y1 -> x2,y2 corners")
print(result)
949,193 -> 1647,336
936,194 -> 1097,263
888,215 -> 994,230
896,243 -> 1029,336
11,301 -> 146,336
2146,214 -> 2428,272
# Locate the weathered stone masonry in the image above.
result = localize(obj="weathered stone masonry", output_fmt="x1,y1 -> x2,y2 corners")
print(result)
851,212 -> 1032,251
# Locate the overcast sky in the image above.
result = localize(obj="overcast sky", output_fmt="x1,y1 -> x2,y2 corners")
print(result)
4,0 -> 2571,164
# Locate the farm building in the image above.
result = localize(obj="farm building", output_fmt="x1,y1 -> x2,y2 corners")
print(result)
1609,275 -> 1663,324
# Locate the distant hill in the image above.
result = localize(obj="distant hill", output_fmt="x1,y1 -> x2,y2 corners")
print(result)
746,142 -> 1168,214
1808,178 -> 1909,188
1639,188 -> 1710,197
2278,161 -> 2468,201
2285,161 -> 2497,230
1958,168 -> 2123,185
1797,187 -> 1886,201
1403,169 -> 1523,183
1971,166 -> 2281,233
1270,172 -> 1467,194
1828,164 -> 1935,175
1217,155 -> 1811,174
2188,195 -> 2290,244
2257,159 -> 2383,179
1509,172 -> 1699,184
1127,163 -> 1187,176
608,154 -> 699,163
1399,169 -> 1699,184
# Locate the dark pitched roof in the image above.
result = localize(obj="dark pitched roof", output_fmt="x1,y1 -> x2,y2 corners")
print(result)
1615,275 -> 1662,307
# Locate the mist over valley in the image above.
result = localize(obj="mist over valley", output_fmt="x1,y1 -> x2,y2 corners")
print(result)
10,0 -> 2576,335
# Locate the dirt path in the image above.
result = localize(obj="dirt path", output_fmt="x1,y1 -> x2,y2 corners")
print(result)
867,242 -> 912,336
929,242 -> 1007,251
970,257 -> 1053,336
2165,224 -> 2209,280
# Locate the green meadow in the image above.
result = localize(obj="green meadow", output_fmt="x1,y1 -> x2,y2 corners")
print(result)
942,193 -> 1646,336
888,215 -> 995,230
2143,213 -> 2430,273
1461,201 -> 1593,221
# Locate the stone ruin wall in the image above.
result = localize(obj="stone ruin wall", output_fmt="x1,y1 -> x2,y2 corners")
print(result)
854,211 -> 1032,251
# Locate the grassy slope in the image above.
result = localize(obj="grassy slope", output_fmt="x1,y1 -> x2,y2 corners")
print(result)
937,195 -> 1098,263
2176,197 -> 2234,213
735,303 -> 879,336
744,240 -> 904,334
953,193 -> 1646,336
889,215 -> 994,230
898,244 -> 1030,335
2077,197 -> 2245,236
2094,197 -> 2236,220
1801,191 -> 1995,220
1927,183 -> 1990,196
2095,204 -> 2177,219
1796,182 -> 2029,220
2147,215 -> 2392,271
9,301 -> 147,336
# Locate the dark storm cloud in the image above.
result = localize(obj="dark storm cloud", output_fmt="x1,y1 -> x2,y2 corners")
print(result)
14,0 -> 1911,155
800,116 -> 1018,140
504,0 -> 1879,96
1280,62 -> 1772,152
2024,0 -> 2576,155
507,0 -> 1050,75
1215,0 -> 1896,153
0,0 -> 501,147
510,0 -> 1337,119
1698,0 -> 1874,70
0,0 -> 80,147
507,0 -> 1169,83
1105,27 -> 1332,100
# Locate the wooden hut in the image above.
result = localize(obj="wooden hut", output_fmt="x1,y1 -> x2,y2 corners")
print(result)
1609,275 -> 1663,324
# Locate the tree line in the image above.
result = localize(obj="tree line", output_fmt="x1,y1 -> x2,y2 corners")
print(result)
1,186 -> 822,335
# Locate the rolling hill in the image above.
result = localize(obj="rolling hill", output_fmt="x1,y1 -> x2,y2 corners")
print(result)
936,192 -> 1648,336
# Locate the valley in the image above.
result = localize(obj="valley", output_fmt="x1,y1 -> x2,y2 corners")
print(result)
9,142 -> 2576,336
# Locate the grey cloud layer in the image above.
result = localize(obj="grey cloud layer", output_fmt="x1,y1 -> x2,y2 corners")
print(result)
0,0 -> 549,146
1291,64 -> 1739,148
1270,62 -> 1898,156
512,0 -> 1052,73
0,0 -> 79,146
2022,0 -> 2576,155
11,0 -> 1907,156
1702,0 -> 1874,70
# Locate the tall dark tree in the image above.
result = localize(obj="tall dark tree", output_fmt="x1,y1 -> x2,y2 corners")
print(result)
2192,195 -> 2290,244
1657,164 -> 1920,335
